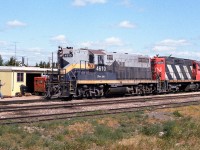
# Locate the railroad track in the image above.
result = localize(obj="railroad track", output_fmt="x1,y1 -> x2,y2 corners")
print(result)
1,99 -> 200,125
0,93 -> 200,124
1,92 -> 200,105
1,93 -> 200,112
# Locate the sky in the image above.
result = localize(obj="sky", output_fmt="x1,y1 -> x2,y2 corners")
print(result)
1,0 -> 200,65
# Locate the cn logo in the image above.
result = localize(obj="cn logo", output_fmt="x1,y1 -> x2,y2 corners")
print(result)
156,67 -> 162,72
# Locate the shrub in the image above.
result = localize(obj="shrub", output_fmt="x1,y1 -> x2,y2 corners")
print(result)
141,124 -> 162,136
94,125 -> 123,145
162,121 -> 177,138
173,110 -> 183,117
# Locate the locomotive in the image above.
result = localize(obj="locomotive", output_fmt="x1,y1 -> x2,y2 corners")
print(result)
44,46 -> 200,99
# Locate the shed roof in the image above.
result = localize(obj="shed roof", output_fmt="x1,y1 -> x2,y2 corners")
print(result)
0,66 -> 57,73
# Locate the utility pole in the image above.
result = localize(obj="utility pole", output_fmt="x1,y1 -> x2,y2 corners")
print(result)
52,52 -> 53,73
48,57 -> 51,68
14,42 -> 17,66
13,41 -> 19,66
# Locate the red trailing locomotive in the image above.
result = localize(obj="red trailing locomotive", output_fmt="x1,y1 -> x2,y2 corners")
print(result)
36,46 -> 200,99
152,56 -> 200,92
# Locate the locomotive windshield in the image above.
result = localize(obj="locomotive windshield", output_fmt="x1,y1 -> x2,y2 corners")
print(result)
89,54 -> 94,63
98,55 -> 104,64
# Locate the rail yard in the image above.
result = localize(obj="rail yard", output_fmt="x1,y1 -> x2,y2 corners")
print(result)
1,1 -> 200,149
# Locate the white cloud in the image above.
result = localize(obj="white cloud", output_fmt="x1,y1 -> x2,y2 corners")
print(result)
104,37 -> 123,46
120,0 -> 133,7
167,51 -> 200,60
153,39 -> 190,51
27,47 -> 43,55
6,20 -> 27,27
51,35 -> 67,45
118,20 -> 136,29
0,51 -> 15,56
80,36 -> 124,48
80,41 -> 96,47
72,0 -> 107,6
157,39 -> 189,47
0,40 -> 7,46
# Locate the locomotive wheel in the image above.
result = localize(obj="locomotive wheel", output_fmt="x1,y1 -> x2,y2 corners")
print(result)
77,89 -> 83,99
94,89 -> 101,98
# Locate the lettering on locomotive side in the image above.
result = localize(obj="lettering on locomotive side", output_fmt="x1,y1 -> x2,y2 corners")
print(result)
97,75 -> 106,78
63,51 -> 73,57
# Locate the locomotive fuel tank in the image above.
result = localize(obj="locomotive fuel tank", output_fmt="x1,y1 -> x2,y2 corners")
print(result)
106,87 -> 132,95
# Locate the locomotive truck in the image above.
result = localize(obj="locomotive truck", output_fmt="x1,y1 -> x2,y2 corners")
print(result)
44,46 -> 200,99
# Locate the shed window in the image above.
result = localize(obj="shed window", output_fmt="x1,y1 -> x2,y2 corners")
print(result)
17,73 -> 24,82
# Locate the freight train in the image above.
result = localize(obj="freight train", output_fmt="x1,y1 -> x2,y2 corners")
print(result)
44,46 -> 200,99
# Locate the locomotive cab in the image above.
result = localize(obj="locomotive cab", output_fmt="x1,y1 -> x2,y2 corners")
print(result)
151,57 -> 165,80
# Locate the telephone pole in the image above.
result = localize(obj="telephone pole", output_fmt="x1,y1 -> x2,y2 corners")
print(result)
13,42 -> 19,66
48,57 -> 51,68
14,42 -> 17,66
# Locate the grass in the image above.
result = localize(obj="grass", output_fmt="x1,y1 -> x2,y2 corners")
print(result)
1,105 -> 200,149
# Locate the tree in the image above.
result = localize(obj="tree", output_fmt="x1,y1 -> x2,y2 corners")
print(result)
0,55 -> 3,66
46,62 -> 50,68
35,61 -> 52,68
4,56 -> 19,66
37,61 -> 49,68
39,61 -> 44,68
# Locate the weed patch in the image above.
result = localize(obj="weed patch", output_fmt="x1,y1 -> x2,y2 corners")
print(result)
141,123 -> 162,136
97,117 -> 120,128
67,121 -> 94,138
173,110 -> 183,117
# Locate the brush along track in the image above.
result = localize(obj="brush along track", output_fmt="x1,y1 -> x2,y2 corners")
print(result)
1,93 -> 200,112
0,99 -> 59,105
1,93 -> 200,124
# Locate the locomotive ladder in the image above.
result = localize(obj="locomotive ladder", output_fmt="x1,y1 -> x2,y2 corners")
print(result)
67,70 -> 77,95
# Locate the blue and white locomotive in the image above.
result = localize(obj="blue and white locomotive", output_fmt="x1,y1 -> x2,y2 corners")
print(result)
45,46 -> 157,99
